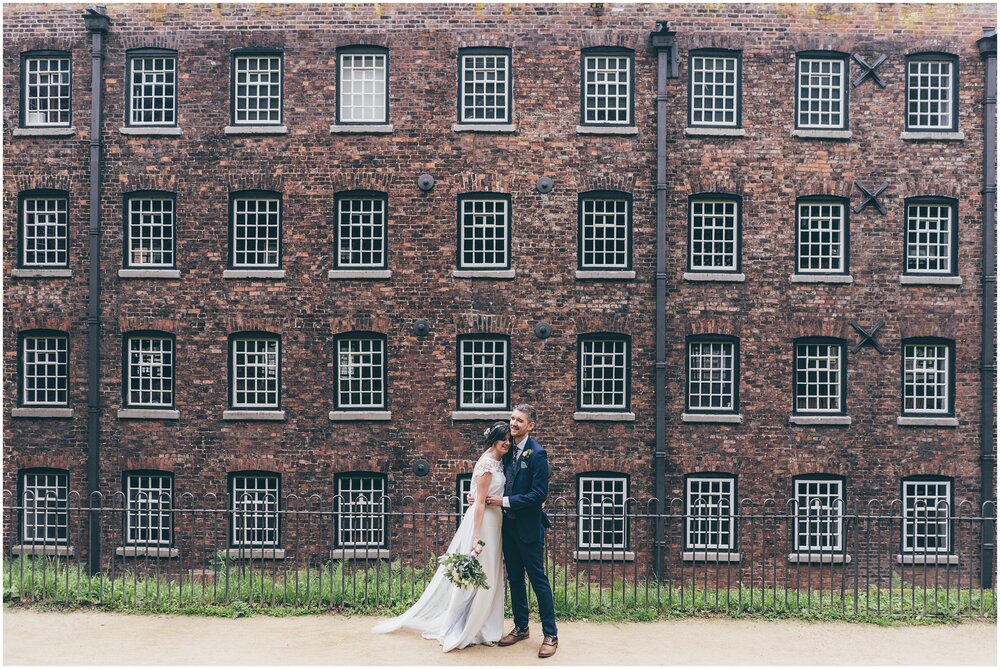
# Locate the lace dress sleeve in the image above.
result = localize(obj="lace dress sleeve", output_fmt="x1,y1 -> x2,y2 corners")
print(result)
472,456 -> 503,479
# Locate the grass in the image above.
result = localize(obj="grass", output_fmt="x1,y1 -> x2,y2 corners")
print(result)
4,556 -> 995,624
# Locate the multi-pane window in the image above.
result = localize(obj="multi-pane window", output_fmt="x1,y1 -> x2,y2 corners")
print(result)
458,48 -> 511,123
686,337 -> 738,413
335,474 -> 388,548
125,472 -> 173,546
689,196 -> 741,273
794,339 -> 846,414
124,333 -> 174,408
458,336 -> 509,410
796,54 -> 848,130
232,51 -> 282,125
578,335 -> 630,411
20,470 -> 69,545
338,48 -> 388,124
685,475 -> 736,551
797,198 -> 848,274
581,48 -> 633,126
902,340 -> 953,415
20,192 -> 69,268
794,477 -> 844,552
22,52 -> 71,127
335,334 -> 386,410
230,334 -> 280,409
578,474 -> 629,550
902,477 -> 952,554
20,331 -> 69,407
579,192 -> 631,270
127,50 -> 177,126
456,474 -> 473,525
335,192 -> 387,269
906,55 -> 958,131
230,473 -> 280,548
230,193 -> 281,268
458,195 -> 510,269
125,193 -> 175,268
905,198 -> 957,275
689,50 -> 741,127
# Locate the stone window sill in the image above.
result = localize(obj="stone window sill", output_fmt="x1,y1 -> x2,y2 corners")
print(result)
575,125 -> 638,136
328,269 -> 392,280
900,275 -> 963,286
223,269 -> 285,279
118,409 -> 180,420
452,123 -> 517,133
684,272 -> 745,282
224,548 -> 285,559
788,553 -> 852,564
573,550 -> 636,561
330,123 -> 393,134
900,131 -> 964,141
896,553 -> 959,565
119,269 -> 181,279
789,415 -> 852,426
576,270 -> 635,280
224,125 -> 288,135
682,413 -> 742,424
684,127 -> 746,137
452,410 -> 511,421
223,410 -> 286,421
119,126 -> 182,136
12,544 -> 74,556
115,546 -> 180,558
573,411 -> 635,422
11,268 -> 72,278
452,269 -> 515,279
790,274 -> 853,284
329,411 -> 392,421
13,126 -> 76,137
12,407 -> 73,418
682,551 -> 741,563
792,129 -> 852,140
897,416 -> 958,427
330,548 -> 390,560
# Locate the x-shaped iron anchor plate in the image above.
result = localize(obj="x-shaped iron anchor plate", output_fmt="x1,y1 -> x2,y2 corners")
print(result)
853,179 -> 889,215
850,320 -> 886,354
852,53 -> 888,88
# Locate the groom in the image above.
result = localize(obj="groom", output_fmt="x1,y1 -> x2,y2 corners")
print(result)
485,404 -> 558,658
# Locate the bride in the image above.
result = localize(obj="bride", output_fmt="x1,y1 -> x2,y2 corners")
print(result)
372,421 -> 511,652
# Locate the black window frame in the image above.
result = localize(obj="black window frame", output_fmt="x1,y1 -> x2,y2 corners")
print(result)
336,45 -> 390,125
456,46 -> 513,125
904,52 -> 960,133
124,47 -> 178,128
455,333 -> 512,411
228,189 -> 283,270
17,328 -> 70,408
121,469 -> 175,548
122,189 -> 178,269
683,471 -> 738,551
227,331 -> 282,411
333,330 -> 389,411
687,192 -> 743,274
576,471 -> 631,551
795,195 -> 851,276
333,189 -> 389,270
900,474 -> 955,554
791,473 -> 847,554
121,330 -> 177,410
684,334 -> 740,414
19,49 -> 72,129
579,46 -> 635,127
227,470 -> 282,549
333,471 -> 390,549
687,48 -> 743,129
455,192 -> 513,271
17,467 -> 71,545
792,337 -> 848,416
902,196 -> 959,277
794,50 -> 850,131
576,332 -> 632,412
900,336 -> 956,417
577,189 -> 633,271
17,188 -> 70,270
229,47 -> 284,126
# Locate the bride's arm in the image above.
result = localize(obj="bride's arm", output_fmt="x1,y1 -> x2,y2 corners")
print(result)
471,472 -> 492,556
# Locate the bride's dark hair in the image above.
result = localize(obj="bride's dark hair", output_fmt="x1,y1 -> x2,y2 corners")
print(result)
482,421 -> 510,446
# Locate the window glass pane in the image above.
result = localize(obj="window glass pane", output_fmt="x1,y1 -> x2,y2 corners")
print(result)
903,480 -> 951,552
232,197 -> 280,268
686,477 -> 735,550
337,337 -> 385,408
231,475 -> 279,547
130,55 -> 176,125
906,203 -> 953,274
25,57 -> 71,126
581,197 -> 629,269
580,338 -> 628,409
340,53 -> 387,122
584,55 -> 631,125
797,202 -> 845,273
459,338 -> 507,409
22,335 -> 69,406
336,476 -> 386,547
797,58 -> 845,129
795,343 -> 842,413
578,476 -> 628,549
336,197 -> 386,268
794,479 -> 843,551
127,336 -> 174,407
690,55 -> 738,126
21,471 -> 69,544
903,344 -> 950,414
128,197 -> 175,267
459,198 -> 508,268
126,473 -> 173,545
907,60 -> 953,130
232,337 -> 279,408
461,54 -> 509,122
234,55 -> 282,124
22,197 -> 69,267
690,199 -> 738,271
687,341 -> 735,411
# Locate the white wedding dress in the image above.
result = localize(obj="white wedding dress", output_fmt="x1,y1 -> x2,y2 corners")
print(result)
372,452 -> 506,652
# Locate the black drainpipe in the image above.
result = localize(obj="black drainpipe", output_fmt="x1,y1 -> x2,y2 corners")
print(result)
649,22 -> 679,581
977,27 -> 996,590
84,5 -> 109,576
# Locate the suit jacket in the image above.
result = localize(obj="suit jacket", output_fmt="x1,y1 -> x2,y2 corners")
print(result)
503,435 -> 552,544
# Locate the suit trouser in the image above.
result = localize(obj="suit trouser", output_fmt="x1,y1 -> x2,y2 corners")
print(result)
502,519 -> 557,637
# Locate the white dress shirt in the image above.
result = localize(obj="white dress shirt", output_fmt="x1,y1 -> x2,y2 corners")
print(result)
502,435 -> 530,508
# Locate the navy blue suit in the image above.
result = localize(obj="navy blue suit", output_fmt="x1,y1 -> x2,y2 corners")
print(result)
502,436 -> 557,637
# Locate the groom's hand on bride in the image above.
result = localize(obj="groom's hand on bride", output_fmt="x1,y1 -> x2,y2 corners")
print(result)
485,495 -> 502,506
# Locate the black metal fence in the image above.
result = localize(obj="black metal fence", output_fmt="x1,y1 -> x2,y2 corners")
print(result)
3,491 -> 996,619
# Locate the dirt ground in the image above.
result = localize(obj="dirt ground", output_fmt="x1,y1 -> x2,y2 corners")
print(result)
2,608 -> 996,666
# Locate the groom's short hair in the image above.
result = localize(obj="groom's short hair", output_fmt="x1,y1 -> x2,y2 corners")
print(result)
513,403 -> 537,423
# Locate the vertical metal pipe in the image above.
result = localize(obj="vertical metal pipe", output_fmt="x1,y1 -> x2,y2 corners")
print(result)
977,27 -> 996,590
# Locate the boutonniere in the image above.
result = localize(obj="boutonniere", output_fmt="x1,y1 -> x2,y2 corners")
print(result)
521,450 -> 532,460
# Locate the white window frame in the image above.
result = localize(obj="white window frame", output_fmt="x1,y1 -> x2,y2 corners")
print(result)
796,55 -> 848,130
905,200 -> 956,276
230,473 -> 280,548
456,474 -> 473,524
689,51 -> 740,128
797,199 -> 848,274
335,334 -> 387,410
459,49 -> 511,123
902,341 -> 952,416
686,338 -> 738,413
335,192 -> 387,269
231,194 -> 281,269
125,194 -> 175,268
127,51 -> 177,127
20,470 -> 69,545
22,54 -> 71,128
21,332 -> 69,407
338,49 -> 389,124
689,196 -> 740,273
581,50 -> 633,126
578,336 -> 629,411
335,474 -> 388,548
906,56 -> 957,132
794,340 -> 845,415
125,472 -> 173,546
578,474 -> 629,550
793,477 -> 845,552
579,193 -> 631,271
231,335 -> 280,409
685,475 -> 736,551
21,194 -> 69,268
902,478 -> 952,554
125,334 -> 175,409
458,195 -> 510,270
458,336 -> 509,410
232,52 -> 283,125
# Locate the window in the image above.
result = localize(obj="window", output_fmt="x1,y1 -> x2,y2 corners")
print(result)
686,336 -> 738,413
689,50 -> 741,128
906,54 -> 958,132
578,474 -> 629,550
578,335 -> 630,411
19,469 -> 69,545
902,338 -> 954,416
904,197 -> 958,276
334,473 -> 388,548
685,474 -> 736,551
456,474 -> 473,525
230,191 -> 281,269
124,192 -> 175,268
457,335 -> 509,410
230,333 -> 280,409
578,191 -> 631,271
229,472 -> 280,548
126,49 -> 177,127
19,190 -> 69,269
458,48 -> 511,123
124,472 -> 173,546
231,50 -> 283,125
902,477 -> 952,554
335,333 -> 387,410
337,47 -> 388,124
793,476 -> 845,552
334,191 -> 387,269
457,194 -> 510,270
689,194 -> 741,273
796,197 -> 849,275
580,47 -> 633,126
19,331 -> 69,407
795,53 -> 848,130
793,338 -> 846,415
21,51 -> 71,127
123,332 -> 175,408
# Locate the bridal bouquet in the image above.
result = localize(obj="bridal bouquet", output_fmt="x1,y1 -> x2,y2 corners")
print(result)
438,541 -> 490,590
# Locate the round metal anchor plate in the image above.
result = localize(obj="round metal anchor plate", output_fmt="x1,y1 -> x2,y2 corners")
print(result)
411,319 -> 431,337
534,320 -> 553,339
412,459 -> 430,476
536,176 -> 554,194
417,173 -> 435,192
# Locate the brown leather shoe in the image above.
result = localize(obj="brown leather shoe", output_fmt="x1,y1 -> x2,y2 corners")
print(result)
498,626 -> 530,646
538,635 -> 558,658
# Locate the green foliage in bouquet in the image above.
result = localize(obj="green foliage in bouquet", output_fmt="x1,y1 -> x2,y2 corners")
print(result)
438,550 -> 490,591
